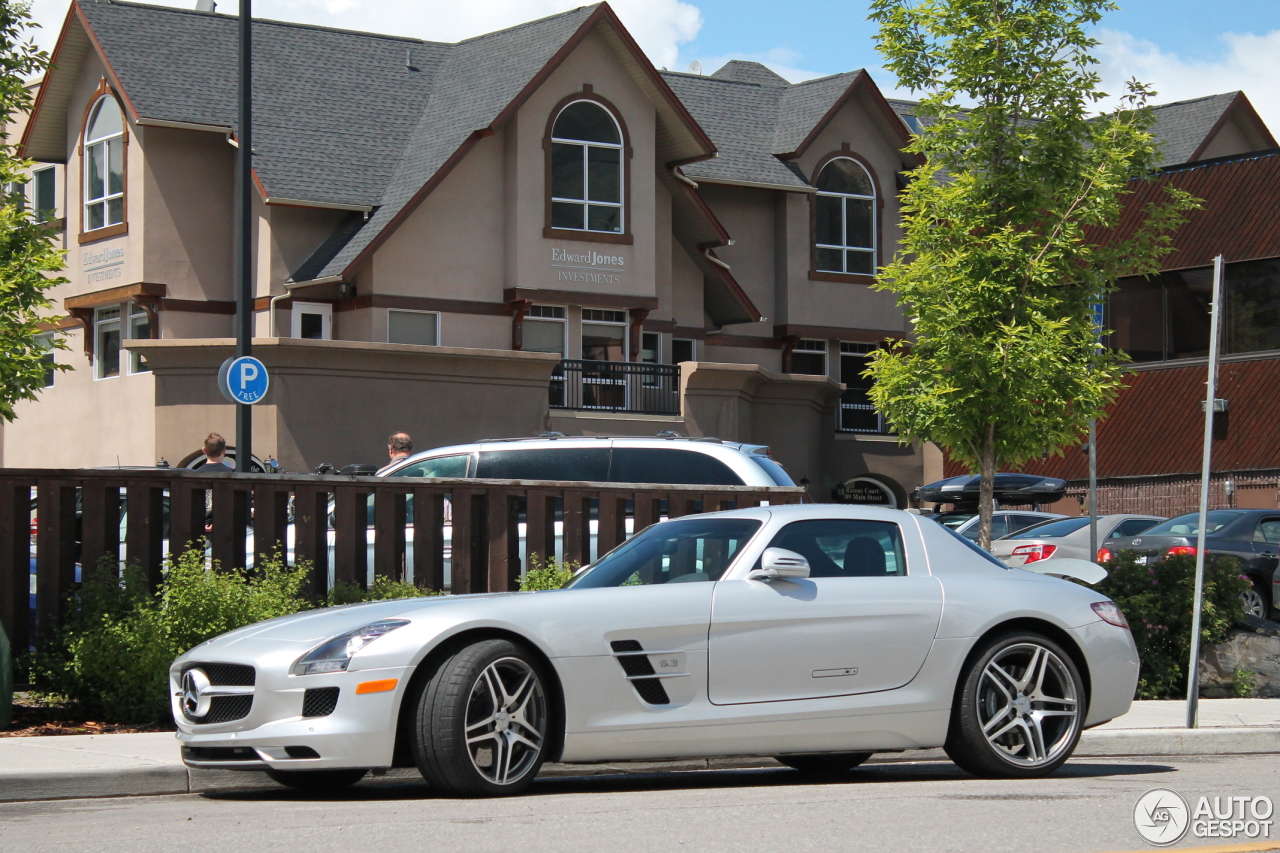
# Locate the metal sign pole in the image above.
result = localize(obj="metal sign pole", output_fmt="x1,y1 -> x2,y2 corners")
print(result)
234,0 -> 253,472
1088,419 -> 1098,558
1186,254 -> 1225,729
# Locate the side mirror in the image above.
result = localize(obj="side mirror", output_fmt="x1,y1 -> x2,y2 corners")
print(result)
747,547 -> 811,581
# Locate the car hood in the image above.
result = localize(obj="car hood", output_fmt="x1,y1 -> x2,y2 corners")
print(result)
187,593 -> 522,649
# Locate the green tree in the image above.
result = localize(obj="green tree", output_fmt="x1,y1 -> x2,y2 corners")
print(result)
866,0 -> 1196,548
0,1 -> 67,421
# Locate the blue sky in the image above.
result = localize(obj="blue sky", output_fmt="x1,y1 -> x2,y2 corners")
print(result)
27,1 -> 1280,125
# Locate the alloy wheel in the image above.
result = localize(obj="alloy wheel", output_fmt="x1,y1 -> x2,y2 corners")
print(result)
976,642 -> 1081,767
1241,587 -> 1267,619
464,656 -> 547,786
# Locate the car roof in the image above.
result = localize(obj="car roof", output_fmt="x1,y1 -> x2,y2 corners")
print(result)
398,436 -> 770,461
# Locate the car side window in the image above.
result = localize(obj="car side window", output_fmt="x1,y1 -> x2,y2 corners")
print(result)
475,448 -> 610,481
1011,515 -> 1048,534
765,519 -> 906,577
610,447 -> 743,486
390,454 -> 470,479
1254,518 -> 1280,544
1109,518 -> 1158,539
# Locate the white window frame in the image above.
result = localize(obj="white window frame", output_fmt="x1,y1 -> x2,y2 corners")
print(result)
580,308 -> 629,363
31,165 -> 56,223
791,338 -> 829,376
83,96 -> 125,232
35,332 -> 55,388
523,304 -> 568,356
93,305 -> 122,380
672,337 -> 697,364
815,157 -> 876,275
550,100 -> 625,234
640,331 -> 662,364
291,301 -> 333,340
387,308 -> 440,347
127,302 -> 152,374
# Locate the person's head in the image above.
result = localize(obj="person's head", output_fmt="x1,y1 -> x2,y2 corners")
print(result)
388,432 -> 412,459
204,432 -> 227,462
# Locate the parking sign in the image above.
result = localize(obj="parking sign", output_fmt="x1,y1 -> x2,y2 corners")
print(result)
218,355 -> 270,404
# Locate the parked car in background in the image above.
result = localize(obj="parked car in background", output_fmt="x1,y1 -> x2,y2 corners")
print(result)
992,514 -> 1164,568
931,510 -> 1067,542
1103,509 -> 1280,619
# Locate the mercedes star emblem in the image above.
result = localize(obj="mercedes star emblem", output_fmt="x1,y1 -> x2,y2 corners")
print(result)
182,668 -> 213,719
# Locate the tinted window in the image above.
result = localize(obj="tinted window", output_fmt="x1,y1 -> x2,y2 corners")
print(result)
476,447 -> 610,482
1005,517 -> 1090,539
391,454 -> 469,479
1254,518 -> 1280,544
1144,511 -> 1240,537
567,518 -> 761,588
1012,515 -> 1053,533
767,519 -> 905,577
610,448 -> 742,486
749,456 -> 796,486
962,516 -> 1010,541
1109,518 -> 1160,539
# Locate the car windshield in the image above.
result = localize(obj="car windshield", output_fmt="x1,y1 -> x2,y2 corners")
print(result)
932,512 -> 974,530
565,517 -> 762,588
1002,517 -> 1091,539
1142,511 -> 1239,537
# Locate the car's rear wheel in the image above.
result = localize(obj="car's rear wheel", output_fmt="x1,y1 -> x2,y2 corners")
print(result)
411,639 -> 549,797
264,768 -> 367,791
1241,578 -> 1270,620
945,632 -> 1084,778
774,752 -> 873,773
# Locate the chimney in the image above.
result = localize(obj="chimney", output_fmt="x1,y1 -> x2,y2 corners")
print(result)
195,0 -> 216,12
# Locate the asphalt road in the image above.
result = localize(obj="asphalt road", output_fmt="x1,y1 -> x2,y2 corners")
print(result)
1,754 -> 1276,853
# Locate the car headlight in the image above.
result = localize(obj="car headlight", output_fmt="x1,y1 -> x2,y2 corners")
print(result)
291,619 -> 410,675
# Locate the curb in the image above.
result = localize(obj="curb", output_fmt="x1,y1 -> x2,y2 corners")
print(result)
1,727 -> 1275,803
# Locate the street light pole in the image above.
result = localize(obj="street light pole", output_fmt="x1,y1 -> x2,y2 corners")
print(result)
1186,253 -> 1225,728
234,0 -> 253,472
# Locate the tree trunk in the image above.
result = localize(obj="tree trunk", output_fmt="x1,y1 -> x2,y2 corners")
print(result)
977,423 -> 997,551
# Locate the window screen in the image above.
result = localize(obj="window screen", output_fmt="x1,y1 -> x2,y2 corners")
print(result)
389,310 -> 438,346
476,447 -> 610,482
610,448 -> 743,486
766,519 -> 906,577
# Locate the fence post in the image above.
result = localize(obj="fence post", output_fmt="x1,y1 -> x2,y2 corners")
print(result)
487,490 -> 517,592
80,482 -> 120,582
126,479 -> 165,588
597,492 -> 625,556
168,480 -> 206,562
293,485 -> 329,597
525,490 -> 554,572
373,486 -> 407,582
412,487 -> 445,592
334,485 -> 370,590
252,484 -> 290,565
0,481 -> 30,654
35,481 -> 77,641
451,489 -> 476,595
563,491 -> 589,566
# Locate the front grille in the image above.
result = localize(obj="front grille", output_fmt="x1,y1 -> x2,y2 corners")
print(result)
302,687 -> 340,717
285,746 -> 321,759
201,695 -> 253,724
194,663 -> 256,686
632,679 -> 670,705
183,746 -> 259,762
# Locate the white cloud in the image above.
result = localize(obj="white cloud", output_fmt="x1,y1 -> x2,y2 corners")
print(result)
25,0 -> 702,69
1095,27 -> 1280,129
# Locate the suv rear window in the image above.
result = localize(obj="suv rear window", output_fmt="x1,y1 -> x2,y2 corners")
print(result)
749,455 -> 796,486
610,448 -> 743,486
475,447 -> 610,482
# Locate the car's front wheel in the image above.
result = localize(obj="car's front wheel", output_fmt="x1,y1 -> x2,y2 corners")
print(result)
945,632 -> 1084,778
411,639 -> 550,796
264,768 -> 367,791
774,752 -> 873,773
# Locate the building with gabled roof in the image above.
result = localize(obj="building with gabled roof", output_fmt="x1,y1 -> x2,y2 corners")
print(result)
4,0 -> 1274,511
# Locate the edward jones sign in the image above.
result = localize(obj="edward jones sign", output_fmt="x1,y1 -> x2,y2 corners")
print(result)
551,247 -> 624,285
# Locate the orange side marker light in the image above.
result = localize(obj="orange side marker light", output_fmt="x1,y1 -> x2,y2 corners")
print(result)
355,678 -> 399,695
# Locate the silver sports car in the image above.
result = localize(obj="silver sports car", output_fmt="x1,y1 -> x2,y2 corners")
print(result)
171,505 -> 1139,796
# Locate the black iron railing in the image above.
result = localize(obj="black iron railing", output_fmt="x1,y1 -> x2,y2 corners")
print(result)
551,360 -> 680,415
837,390 -> 893,434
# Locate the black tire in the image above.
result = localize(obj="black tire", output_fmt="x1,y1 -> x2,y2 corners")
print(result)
411,639 -> 550,797
774,752 -> 873,773
945,632 -> 1085,779
1241,577 -> 1271,620
264,768 -> 367,791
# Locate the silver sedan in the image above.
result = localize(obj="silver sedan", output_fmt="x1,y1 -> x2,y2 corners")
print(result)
171,505 -> 1139,796
991,514 -> 1165,568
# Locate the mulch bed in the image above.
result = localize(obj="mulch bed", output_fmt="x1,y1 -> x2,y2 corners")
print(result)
3,692 -> 174,737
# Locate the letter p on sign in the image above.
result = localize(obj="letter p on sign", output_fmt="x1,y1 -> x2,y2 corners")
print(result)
218,355 -> 270,405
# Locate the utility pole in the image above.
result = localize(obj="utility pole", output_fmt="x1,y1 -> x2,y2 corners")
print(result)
1186,254 -> 1225,728
234,0 -> 253,472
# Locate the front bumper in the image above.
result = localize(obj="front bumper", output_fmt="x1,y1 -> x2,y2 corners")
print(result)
171,659 -> 413,772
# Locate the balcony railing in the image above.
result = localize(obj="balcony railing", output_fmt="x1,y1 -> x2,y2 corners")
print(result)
837,391 -> 893,435
551,359 -> 680,416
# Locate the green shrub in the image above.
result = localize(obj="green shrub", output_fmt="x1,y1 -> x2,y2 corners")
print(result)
519,554 -> 579,591
29,548 -> 312,723
326,576 -> 444,606
1091,552 -> 1249,699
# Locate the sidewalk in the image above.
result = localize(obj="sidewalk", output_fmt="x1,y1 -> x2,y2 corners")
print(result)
1,699 -> 1277,803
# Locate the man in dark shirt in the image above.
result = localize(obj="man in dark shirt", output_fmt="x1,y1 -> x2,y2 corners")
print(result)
377,432 -> 412,475
201,432 -> 234,472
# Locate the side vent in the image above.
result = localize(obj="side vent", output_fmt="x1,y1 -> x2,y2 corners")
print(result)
609,640 -> 670,705
303,687 -> 340,717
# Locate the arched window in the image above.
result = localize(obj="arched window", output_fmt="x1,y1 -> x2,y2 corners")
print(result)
549,100 -> 623,234
83,95 -> 125,233
814,157 -> 875,275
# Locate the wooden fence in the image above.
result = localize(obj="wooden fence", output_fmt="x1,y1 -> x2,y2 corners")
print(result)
0,468 -> 804,651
